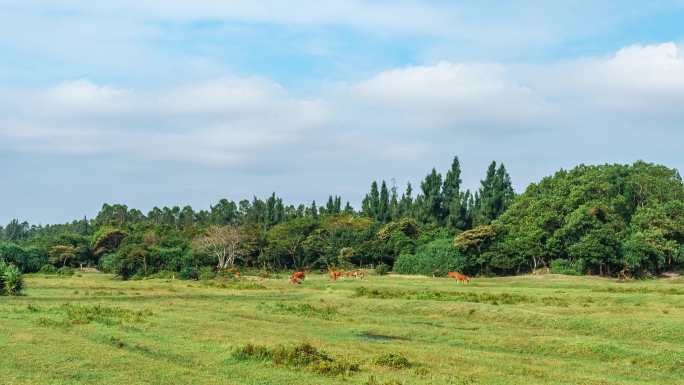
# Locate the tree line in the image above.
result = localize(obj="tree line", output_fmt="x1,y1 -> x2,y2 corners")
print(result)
1,158 -> 682,279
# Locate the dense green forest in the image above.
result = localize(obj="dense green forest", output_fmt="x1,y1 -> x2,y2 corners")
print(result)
1,158 -> 682,283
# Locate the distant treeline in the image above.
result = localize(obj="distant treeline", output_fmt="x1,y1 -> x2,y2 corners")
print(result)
1,159 -> 682,279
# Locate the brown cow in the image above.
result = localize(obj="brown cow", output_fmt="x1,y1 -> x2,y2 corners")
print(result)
346,270 -> 365,279
289,271 -> 306,284
329,270 -> 343,281
447,271 -> 470,284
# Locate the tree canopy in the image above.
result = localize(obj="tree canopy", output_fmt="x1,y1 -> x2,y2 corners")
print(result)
1,159 -> 682,279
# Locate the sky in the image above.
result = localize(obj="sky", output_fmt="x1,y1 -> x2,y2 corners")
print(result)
2,1 -> 684,224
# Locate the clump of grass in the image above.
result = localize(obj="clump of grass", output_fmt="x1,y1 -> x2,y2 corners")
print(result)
232,343 -> 360,376
62,303 -> 151,326
232,343 -> 273,361
35,303 -> 152,328
353,287 -> 571,306
259,302 -> 338,320
364,376 -> 403,385
109,336 -> 127,348
372,353 -> 412,369
203,280 -> 267,290
414,367 -> 430,376
36,317 -> 70,328
594,287 -> 684,295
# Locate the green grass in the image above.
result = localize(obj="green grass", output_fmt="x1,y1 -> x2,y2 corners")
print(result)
1,272 -> 683,385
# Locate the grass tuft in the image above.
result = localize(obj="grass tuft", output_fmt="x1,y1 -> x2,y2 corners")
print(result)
372,353 -> 412,369
232,343 -> 360,376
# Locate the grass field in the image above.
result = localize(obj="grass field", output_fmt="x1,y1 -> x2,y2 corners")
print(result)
1,272 -> 683,385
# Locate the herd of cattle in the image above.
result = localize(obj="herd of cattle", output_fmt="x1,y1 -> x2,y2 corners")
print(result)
286,270 -> 471,284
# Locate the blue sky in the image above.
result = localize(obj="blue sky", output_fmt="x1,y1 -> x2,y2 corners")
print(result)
2,1 -> 684,224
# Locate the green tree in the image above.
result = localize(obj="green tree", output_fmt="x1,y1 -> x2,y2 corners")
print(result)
417,169 -> 443,224
264,217 -> 318,269
49,245 -> 77,267
379,181 -> 390,222
474,162 -> 515,225
399,182 -> 414,218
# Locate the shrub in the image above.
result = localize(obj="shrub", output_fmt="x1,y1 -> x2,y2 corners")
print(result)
372,353 -> 411,369
99,252 -> 140,280
0,243 -> 48,273
550,259 -> 583,276
0,261 -> 6,293
57,266 -> 75,276
198,266 -> 217,280
375,263 -> 390,276
146,270 -> 177,279
232,343 -> 272,361
0,261 -> 24,296
180,266 -> 199,280
232,343 -> 360,376
97,253 -> 119,274
394,238 -> 467,276
39,264 -> 58,274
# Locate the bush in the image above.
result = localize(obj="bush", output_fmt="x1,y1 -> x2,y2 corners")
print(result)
98,252 -> 139,280
372,353 -> 411,369
232,343 -> 359,376
198,266 -> 217,280
180,266 -> 199,280
394,238 -> 467,276
146,270 -> 177,279
0,243 -> 48,273
550,259 -> 583,276
375,263 -> 390,276
97,253 -> 118,274
0,261 -> 5,294
39,264 -> 58,274
57,266 -> 75,276
0,261 -> 24,296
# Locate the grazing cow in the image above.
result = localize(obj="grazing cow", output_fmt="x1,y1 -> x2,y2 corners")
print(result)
346,270 -> 365,279
448,271 -> 470,284
329,270 -> 343,281
289,271 -> 306,284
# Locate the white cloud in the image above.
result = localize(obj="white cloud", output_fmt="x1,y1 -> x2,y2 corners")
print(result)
350,61 -> 547,130
39,80 -> 133,116
0,78 -> 329,165
2,42 -> 684,169
527,42 -> 684,120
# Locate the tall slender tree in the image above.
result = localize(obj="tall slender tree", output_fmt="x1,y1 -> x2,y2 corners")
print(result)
474,161 -> 515,225
418,168 -> 443,223
379,180 -> 390,222
443,156 -> 462,208
399,182 -> 414,218
362,181 -> 381,219
389,181 -> 399,220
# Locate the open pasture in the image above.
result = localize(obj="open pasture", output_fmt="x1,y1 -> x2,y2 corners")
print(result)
1,272 -> 683,385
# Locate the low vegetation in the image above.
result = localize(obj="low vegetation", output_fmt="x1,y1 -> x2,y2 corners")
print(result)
372,353 -> 412,369
1,272 -> 682,384
0,259 -> 23,296
233,342 -> 360,376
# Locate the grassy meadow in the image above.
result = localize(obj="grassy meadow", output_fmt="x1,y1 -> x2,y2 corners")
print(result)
1,272 -> 683,385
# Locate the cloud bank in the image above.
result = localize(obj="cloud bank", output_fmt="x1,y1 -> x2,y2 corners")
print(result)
2,42 -> 682,165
